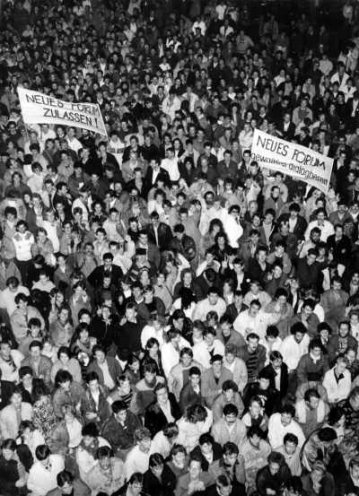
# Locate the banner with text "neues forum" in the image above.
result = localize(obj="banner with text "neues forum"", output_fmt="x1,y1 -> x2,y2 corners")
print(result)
18,87 -> 108,137
251,129 -> 333,193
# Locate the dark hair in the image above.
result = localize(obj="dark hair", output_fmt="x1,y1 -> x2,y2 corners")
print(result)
149,453 -> 164,468
129,473 -> 143,486
199,433 -> 214,446
112,400 -> 127,414
55,370 -> 73,387
222,441 -> 239,456
247,425 -> 264,439
317,427 -> 337,442
280,404 -> 295,417
57,470 -> 74,487
82,423 -> 99,438
222,380 -> 238,393
1,439 -> 16,451
223,403 -> 238,417
96,446 -> 113,459
283,433 -> 299,445
35,444 -> 51,461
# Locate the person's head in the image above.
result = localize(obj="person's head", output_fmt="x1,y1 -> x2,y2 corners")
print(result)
247,332 -> 260,352
188,456 -> 202,480
170,444 -> 186,468
267,451 -> 284,475
1,439 -> 16,461
291,322 -> 307,343
81,423 -> 99,447
55,370 -> 73,390
317,427 -> 337,447
134,427 -> 151,453
280,404 -> 295,427
154,383 -> 169,405
127,473 -> 144,496
222,380 -> 238,402
304,388 -> 320,410
215,474 -> 233,496
258,369 -> 272,390
35,444 -> 51,465
208,287 -> 220,305
56,471 -> 75,495
189,366 -> 201,387
143,362 -> 157,384
199,433 -> 214,456
247,425 -> 263,448
338,320 -> 350,338
309,338 -> 323,359
180,347 -> 193,368
211,354 -> 223,374
223,403 -> 239,426
248,299 -> 261,317
149,452 -> 164,478
285,476 -> 304,496
96,446 -> 114,472
335,355 -> 348,375
10,387 -> 23,409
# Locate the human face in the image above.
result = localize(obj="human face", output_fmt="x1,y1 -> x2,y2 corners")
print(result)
249,434 -> 261,448
249,304 -> 260,317
11,392 -> 22,409
225,352 -> 235,365
60,352 -> 69,364
285,441 -> 297,455
308,396 -> 320,410
144,371 -> 156,383
281,413 -> 292,427
208,293 -> 219,305
336,361 -> 347,375
156,387 -> 168,404
95,350 -> 106,363
129,481 -> 143,496
181,353 -> 192,368
2,448 -> 14,461
138,437 -> 151,453
247,338 -> 259,352
60,482 -> 73,495
99,456 -> 111,471
173,451 -> 185,468
189,460 -> 201,480
269,462 -> 280,476
294,331 -> 304,343
225,412 -> 237,426
30,346 -> 41,360
212,360 -> 222,375
339,324 -> 349,337
223,451 -> 238,467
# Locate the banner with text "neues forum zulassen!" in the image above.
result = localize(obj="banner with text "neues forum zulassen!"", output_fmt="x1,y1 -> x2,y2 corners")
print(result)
18,87 -> 108,137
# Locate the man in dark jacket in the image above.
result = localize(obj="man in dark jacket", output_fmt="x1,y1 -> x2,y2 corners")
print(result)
256,451 -> 291,496
101,400 -> 141,456
144,383 -> 181,437
146,211 -> 173,251
88,252 -> 123,288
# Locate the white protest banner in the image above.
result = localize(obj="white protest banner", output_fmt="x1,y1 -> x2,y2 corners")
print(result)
251,129 -> 333,193
18,87 -> 108,137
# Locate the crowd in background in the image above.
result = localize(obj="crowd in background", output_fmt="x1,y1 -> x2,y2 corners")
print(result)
1,0 -> 359,495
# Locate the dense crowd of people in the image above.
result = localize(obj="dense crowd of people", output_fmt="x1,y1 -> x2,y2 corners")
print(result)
0,0 -> 359,495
